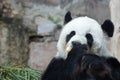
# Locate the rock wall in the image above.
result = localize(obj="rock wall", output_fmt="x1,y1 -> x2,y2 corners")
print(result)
2,0 -> 112,71
110,0 -> 120,60
66,0 -> 111,24
7,0 -> 110,31
0,24 -> 9,65
0,23 -> 29,65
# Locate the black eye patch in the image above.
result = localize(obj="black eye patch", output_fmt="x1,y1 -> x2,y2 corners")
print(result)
85,33 -> 93,48
66,31 -> 76,43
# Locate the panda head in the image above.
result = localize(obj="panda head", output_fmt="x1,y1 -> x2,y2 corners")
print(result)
56,11 -> 114,59
66,31 -> 93,53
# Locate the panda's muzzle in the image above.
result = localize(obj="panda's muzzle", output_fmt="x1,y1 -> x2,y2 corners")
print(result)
66,41 -> 88,54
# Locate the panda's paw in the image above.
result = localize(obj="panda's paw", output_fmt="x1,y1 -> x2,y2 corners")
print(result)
107,57 -> 120,69
88,61 -> 110,73
89,63 -> 112,79
79,54 -> 108,71
70,41 -> 88,55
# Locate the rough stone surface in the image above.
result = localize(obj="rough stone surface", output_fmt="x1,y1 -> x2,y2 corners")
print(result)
0,24 -> 9,64
110,0 -> 120,60
7,0 -> 111,29
22,4 -> 65,32
37,19 -> 56,36
0,23 -> 29,65
2,0 -> 113,70
28,42 -> 57,71
66,0 -> 110,24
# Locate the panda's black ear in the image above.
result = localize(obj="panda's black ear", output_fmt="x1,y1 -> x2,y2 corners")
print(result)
64,11 -> 72,24
101,20 -> 114,37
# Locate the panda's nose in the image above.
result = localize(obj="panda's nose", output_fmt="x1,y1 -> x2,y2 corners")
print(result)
72,41 -> 88,50
72,41 -> 81,46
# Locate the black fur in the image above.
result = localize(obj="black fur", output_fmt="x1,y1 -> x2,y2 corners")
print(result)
101,20 -> 114,37
77,54 -> 114,80
85,33 -> 93,48
106,57 -> 120,80
41,43 -> 88,80
41,58 -> 65,80
64,11 -> 72,24
41,41 -> 120,80
66,31 -> 76,43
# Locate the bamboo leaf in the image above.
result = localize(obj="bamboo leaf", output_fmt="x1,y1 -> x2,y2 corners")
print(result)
0,66 -> 42,80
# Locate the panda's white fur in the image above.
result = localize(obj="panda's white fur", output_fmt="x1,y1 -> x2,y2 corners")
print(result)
56,16 -> 113,59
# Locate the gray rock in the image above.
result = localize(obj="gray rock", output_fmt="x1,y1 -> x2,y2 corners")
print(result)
65,0 -> 110,24
0,23 -> 29,65
45,0 -> 61,6
37,20 -> 56,36
7,0 -> 111,25
22,4 -> 65,31
28,42 -> 57,71
22,17 -> 37,31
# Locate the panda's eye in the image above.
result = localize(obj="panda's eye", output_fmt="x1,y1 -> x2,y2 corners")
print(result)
85,33 -> 93,48
66,31 -> 76,43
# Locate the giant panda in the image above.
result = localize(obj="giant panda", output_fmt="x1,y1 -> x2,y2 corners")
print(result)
41,12 -> 119,80
56,11 -> 114,59
41,40 -> 120,80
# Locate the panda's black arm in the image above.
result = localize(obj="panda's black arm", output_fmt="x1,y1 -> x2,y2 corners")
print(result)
41,57 -> 65,80
41,43 -> 88,80
106,57 -> 120,80
41,52 -> 80,80
106,57 -> 120,69
41,56 -> 79,80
